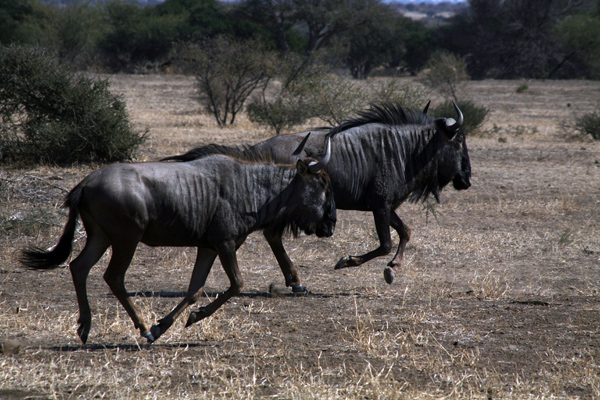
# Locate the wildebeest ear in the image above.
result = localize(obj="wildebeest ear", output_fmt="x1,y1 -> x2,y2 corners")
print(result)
444,118 -> 459,140
292,132 -> 311,156
296,159 -> 310,178
446,101 -> 463,136
422,100 -> 431,115
435,118 -> 458,141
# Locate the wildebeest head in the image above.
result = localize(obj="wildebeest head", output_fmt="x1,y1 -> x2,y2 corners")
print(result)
433,102 -> 471,194
288,137 -> 336,238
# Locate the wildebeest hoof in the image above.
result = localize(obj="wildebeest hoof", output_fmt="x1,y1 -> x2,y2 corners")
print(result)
150,324 -> 164,342
334,257 -> 348,269
77,323 -> 90,344
291,283 -> 307,293
384,267 -> 395,284
141,331 -> 155,343
334,256 -> 361,270
185,312 -> 197,327
186,308 -> 207,327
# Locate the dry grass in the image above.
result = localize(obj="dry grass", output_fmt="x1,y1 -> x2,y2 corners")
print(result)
2,75 -> 600,399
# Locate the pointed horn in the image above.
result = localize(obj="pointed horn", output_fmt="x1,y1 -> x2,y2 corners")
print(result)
422,100 -> 431,115
292,132 -> 311,156
446,101 -> 464,132
308,135 -> 331,174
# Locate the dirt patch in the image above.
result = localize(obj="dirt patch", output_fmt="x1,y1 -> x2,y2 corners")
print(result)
1,75 -> 599,399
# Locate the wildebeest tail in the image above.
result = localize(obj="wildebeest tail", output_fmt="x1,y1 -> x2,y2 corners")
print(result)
20,183 -> 83,270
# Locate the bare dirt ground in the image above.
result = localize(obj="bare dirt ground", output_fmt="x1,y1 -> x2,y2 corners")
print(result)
1,75 -> 600,399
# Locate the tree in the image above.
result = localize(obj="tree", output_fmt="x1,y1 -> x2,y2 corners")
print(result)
336,3 -> 398,79
296,0 -> 379,54
556,11 -> 600,78
45,2 -> 103,67
439,0 -> 592,79
186,37 -> 275,126
98,1 -> 183,71
239,0 -> 298,54
398,18 -> 435,75
0,0 -> 34,44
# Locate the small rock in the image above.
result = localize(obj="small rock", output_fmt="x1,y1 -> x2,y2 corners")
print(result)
1,340 -> 23,355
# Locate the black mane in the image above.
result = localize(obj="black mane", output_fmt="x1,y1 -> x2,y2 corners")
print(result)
161,143 -> 273,164
328,102 -> 433,136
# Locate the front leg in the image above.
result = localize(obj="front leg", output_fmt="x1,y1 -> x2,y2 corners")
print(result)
334,207 -> 393,269
264,228 -> 306,293
383,211 -> 411,284
186,240 -> 244,327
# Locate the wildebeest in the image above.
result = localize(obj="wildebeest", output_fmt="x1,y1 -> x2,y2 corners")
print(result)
21,140 -> 335,344
163,102 -> 471,285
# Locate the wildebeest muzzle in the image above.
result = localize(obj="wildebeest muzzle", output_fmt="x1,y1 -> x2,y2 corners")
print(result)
315,199 -> 336,238
452,173 -> 471,190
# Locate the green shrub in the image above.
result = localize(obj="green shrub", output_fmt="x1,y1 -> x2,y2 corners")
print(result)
247,95 -> 313,135
433,100 -> 489,135
248,67 -> 433,134
572,110 -> 600,140
0,45 -> 144,165
516,82 -> 529,93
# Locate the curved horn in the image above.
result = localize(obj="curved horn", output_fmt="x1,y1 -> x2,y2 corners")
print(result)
292,132 -> 311,156
446,101 -> 464,132
308,135 -> 331,174
422,100 -> 431,115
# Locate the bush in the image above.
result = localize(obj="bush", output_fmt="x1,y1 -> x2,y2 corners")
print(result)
419,52 -> 469,102
313,76 -> 431,126
371,78 -> 431,111
248,63 -> 433,134
247,55 -> 327,134
433,100 -> 489,135
571,110 -> 600,140
516,82 -> 529,93
0,45 -> 145,165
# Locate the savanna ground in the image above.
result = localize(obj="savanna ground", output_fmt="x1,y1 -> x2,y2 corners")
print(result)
1,75 -> 600,399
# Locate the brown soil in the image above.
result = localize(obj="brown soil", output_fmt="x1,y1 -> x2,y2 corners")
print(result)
1,75 -> 599,399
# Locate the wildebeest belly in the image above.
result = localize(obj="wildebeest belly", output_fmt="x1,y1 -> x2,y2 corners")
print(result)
140,221 -> 211,247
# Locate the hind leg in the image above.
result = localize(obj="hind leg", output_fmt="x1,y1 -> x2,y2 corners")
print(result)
69,228 -> 110,344
149,248 -> 217,342
186,240 -> 243,326
102,239 -> 153,341
334,208 -> 393,269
